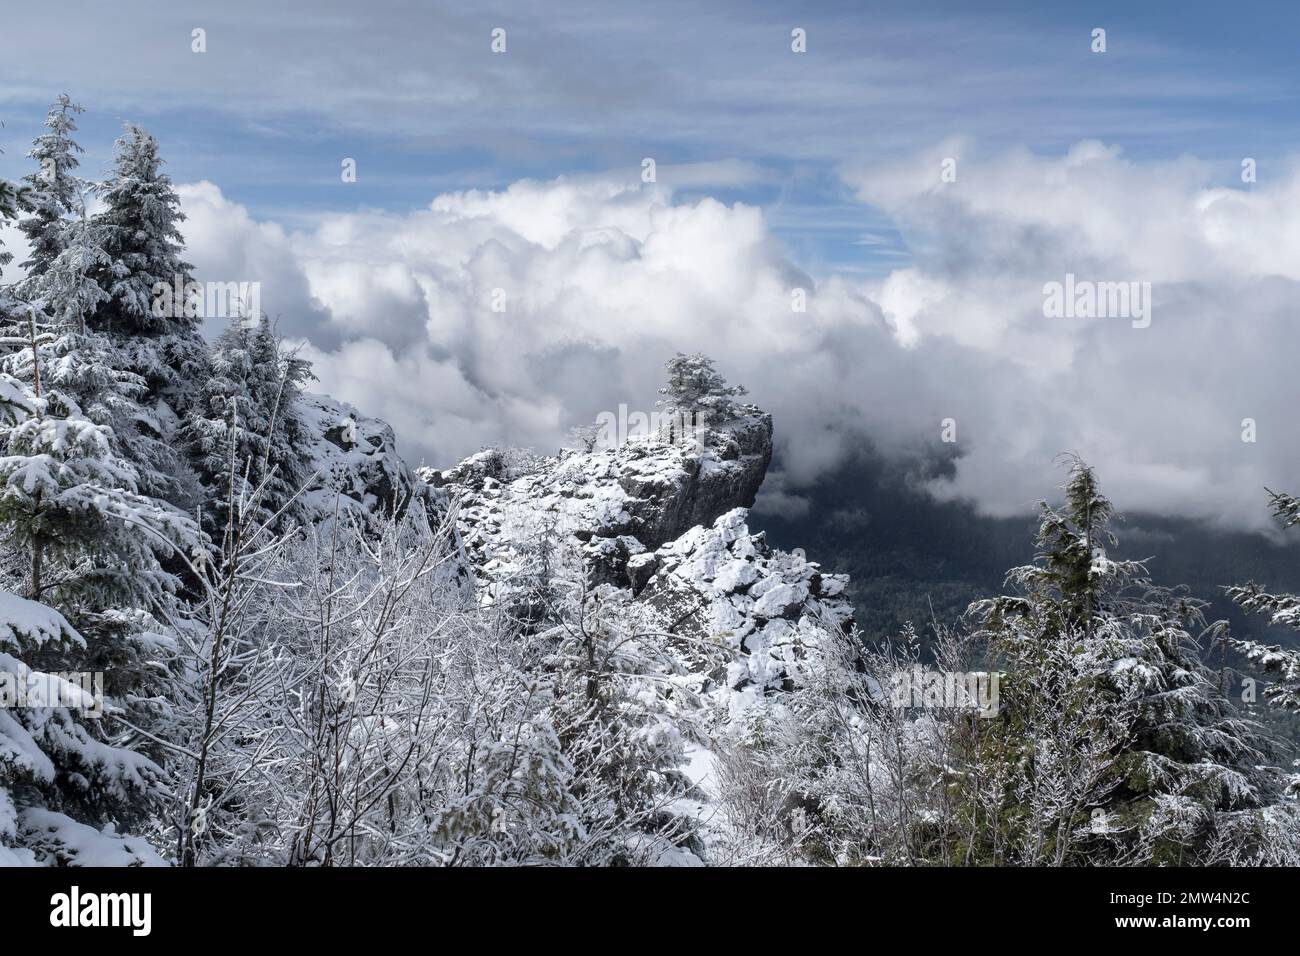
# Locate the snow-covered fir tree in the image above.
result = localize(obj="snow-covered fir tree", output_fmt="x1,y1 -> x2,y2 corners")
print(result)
181,316 -> 313,538
88,123 -> 206,503
967,459 -> 1280,864
657,351 -> 748,424
0,309 -> 194,863
16,95 -> 85,279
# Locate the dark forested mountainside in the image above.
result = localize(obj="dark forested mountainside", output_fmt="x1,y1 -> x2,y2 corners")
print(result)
756,447 -> 1300,650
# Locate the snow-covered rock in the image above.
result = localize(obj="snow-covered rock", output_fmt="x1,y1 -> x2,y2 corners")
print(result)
638,508 -> 852,702
429,405 -> 853,717
430,405 -> 774,591
294,392 -> 475,597
297,392 -> 454,533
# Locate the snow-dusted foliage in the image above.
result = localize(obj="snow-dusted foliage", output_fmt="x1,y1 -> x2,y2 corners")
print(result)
0,589 -> 166,866
0,110 -> 203,867
1228,489 -> 1300,715
1,103 -> 1297,868
0,328 -> 196,868
182,316 -> 313,537
156,496 -> 693,866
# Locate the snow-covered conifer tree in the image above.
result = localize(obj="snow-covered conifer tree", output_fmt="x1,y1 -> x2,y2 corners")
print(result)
0,349 -> 193,863
88,124 -> 207,501
0,108 -> 185,866
969,458 -> 1273,864
17,95 -> 85,279
0,320 -> 198,615
0,587 -> 167,866
656,352 -> 748,424
182,316 -> 313,537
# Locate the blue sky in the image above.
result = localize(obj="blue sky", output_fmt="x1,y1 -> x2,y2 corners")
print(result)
3,1 -> 1300,527
3,0 -> 1297,280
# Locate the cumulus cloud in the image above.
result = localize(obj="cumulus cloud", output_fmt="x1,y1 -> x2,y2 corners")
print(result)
178,144 -> 1300,531
178,172 -> 945,495
844,141 -> 1300,528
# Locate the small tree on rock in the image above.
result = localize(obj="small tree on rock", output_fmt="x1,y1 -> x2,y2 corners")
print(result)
657,352 -> 747,425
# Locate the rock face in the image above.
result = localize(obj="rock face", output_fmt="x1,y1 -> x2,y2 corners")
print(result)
296,392 -> 455,534
611,409 -> 773,550
428,405 -> 854,713
426,406 -> 774,589
636,507 -> 853,716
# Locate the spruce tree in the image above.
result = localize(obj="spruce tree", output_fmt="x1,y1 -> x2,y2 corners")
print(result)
92,124 -> 195,341
17,95 -> 85,279
89,123 -> 207,502
969,458 -> 1270,863
656,352 -> 748,424
182,316 -> 313,537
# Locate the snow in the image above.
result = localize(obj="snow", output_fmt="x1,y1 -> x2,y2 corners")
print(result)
0,374 -> 38,419
712,558 -> 759,593
17,808 -> 167,867
0,695 -> 57,785
681,742 -> 719,800
752,581 -> 808,619
0,589 -> 83,654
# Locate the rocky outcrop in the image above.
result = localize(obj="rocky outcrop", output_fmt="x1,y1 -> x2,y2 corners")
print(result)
426,405 -> 853,706
421,402 -> 854,860
610,409 -> 773,550
297,392 -> 454,534
637,508 -> 853,714
427,405 -> 774,590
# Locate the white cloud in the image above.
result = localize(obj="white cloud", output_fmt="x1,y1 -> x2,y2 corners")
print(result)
845,142 -> 1300,529
178,143 -> 1300,531
178,172 -> 935,492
